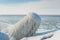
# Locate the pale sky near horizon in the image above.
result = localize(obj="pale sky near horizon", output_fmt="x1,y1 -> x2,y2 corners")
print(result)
0,0 -> 60,15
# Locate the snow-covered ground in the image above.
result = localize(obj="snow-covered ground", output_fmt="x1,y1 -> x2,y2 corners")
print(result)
21,29 -> 60,40
45,30 -> 60,40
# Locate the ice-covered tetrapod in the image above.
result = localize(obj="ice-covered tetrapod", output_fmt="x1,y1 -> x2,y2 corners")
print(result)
0,32 -> 9,40
1,13 -> 41,40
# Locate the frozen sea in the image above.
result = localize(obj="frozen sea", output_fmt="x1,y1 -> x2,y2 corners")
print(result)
0,15 -> 60,35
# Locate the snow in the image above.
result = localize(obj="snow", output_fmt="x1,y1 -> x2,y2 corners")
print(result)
45,30 -> 60,40
20,36 -> 43,40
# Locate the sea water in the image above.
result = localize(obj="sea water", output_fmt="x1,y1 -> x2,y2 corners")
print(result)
0,15 -> 60,35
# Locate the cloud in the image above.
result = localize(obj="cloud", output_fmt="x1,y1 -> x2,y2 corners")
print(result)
0,0 -> 60,15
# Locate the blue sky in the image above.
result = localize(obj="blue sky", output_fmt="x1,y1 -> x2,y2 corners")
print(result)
0,0 -> 40,4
